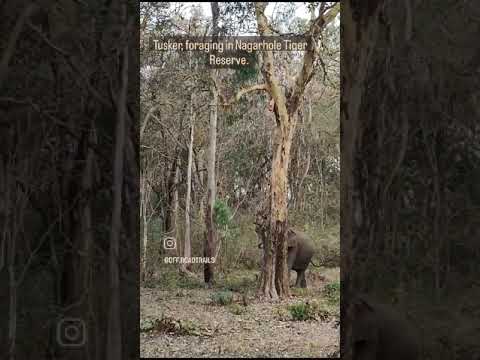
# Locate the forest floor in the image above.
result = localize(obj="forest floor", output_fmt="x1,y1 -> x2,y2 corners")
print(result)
140,267 -> 340,358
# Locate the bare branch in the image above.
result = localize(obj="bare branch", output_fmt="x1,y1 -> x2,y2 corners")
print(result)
220,84 -> 268,107
288,3 -> 340,114
254,2 -> 288,120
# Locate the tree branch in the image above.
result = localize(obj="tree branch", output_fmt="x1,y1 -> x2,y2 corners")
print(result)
220,84 -> 268,107
288,3 -> 340,114
255,2 -> 289,121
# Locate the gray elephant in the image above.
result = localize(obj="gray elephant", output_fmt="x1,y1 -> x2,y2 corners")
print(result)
258,228 -> 318,288
351,294 -> 421,360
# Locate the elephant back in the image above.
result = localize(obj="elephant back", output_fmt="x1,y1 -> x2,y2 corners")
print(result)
288,229 -> 314,250
288,228 -> 314,270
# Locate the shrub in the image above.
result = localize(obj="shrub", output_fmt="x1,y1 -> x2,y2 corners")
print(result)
214,200 -> 232,228
222,273 -> 257,292
210,290 -> 234,306
288,302 -> 317,321
228,303 -> 247,315
323,281 -> 340,305
140,316 -> 202,336
287,301 -> 335,321
177,275 -> 204,289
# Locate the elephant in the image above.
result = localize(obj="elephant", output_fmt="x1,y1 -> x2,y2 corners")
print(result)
351,294 -> 421,360
258,228 -> 318,288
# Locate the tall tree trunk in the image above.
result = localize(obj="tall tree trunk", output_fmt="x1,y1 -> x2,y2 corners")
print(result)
319,159 -> 325,230
76,122 -> 95,359
5,162 -> 16,360
106,14 -> 129,359
204,86 -> 217,285
255,1 -> 338,299
171,158 -> 180,256
140,168 -> 151,281
255,107 -> 295,300
297,151 -> 311,212
196,149 -> 206,219
272,110 -> 297,297
204,2 -> 220,286
164,156 -> 180,239
255,2 -> 289,300
183,100 -> 195,272
61,123 -> 96,359
8,228 -> 16,360
341,1 -> 384,358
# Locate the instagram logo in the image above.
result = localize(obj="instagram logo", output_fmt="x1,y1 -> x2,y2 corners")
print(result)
56,318 -> 86,347
163,236 -> 176,250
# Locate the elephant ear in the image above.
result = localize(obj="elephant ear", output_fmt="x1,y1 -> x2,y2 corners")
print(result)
286,229 -> 297,248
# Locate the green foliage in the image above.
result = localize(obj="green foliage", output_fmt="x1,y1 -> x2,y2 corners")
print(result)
221,272 -> 257,292
291,287 -> 314,297
275,307 -> 291,321
141,316 -> 202,336
218,2 -> 256,35
317,244 -> 340,268
228,303 -> 248,315
214,215 -> 261,271
235,247 -> 260,270
214,199 -> 232,228
154,270 -> 204,290
288,302 -> 317,321
287,300 -> 336,321
233,53 -> 259,83
210,290 -> 234,306
140,317 -> 159,333
156,271 -> 177,289
143,278 -> 157,289
323,281 -> 341,305
177,276 -> 204,289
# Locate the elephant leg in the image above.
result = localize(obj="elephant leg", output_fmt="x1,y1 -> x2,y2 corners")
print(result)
300,272 -> 307,288
295,270 -> 305,287
295,270 -> 307,288
287,248 -> 296,270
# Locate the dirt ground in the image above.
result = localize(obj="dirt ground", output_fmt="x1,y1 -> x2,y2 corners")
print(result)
140,268 -> 340,358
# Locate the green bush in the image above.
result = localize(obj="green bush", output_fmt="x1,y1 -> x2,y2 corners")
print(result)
210,290 -> 234,306
214,200 -> 232,228
291,287 -> 313,297
140,316 -> 201,336
156,272 -> 174,289
222,273 -> 256,292
288,302 -> 317,321
287,301 -> 336,321
323,281 -> 340,305
228,303 -> 247,315
177,275 -> 204,289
